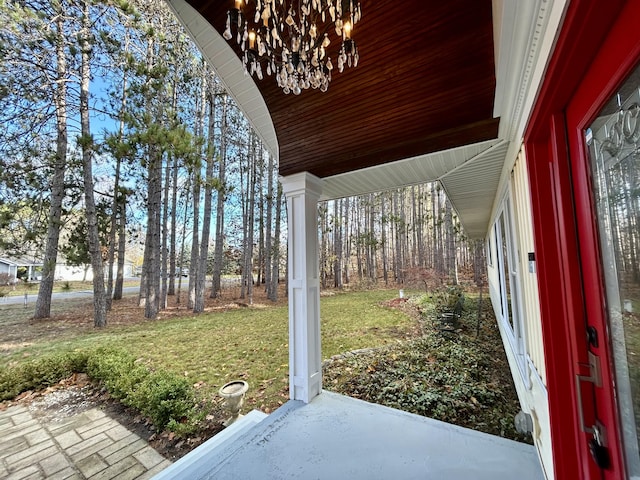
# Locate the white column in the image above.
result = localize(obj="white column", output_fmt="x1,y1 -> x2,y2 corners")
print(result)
280,172 -> 323,403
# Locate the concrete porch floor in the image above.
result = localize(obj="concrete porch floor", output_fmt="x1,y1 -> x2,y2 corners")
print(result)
155,390 -> 545,480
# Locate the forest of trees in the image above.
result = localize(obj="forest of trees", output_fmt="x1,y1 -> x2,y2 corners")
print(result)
0,0 -> 480,328
319,186 -> 484,291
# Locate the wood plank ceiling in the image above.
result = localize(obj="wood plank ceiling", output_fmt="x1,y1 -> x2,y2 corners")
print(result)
188,0 -> 498,179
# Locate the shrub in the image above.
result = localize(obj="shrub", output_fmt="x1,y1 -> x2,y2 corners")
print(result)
129,370 -> 196,430
85,347 -> 147,401
431,284 -> 465,312
85,348 -> 197,431
0,272 -> 15,286
2,347 -> 200,434
0,350 -> 90,401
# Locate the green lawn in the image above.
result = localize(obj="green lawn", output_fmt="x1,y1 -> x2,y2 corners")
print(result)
0,289 -> 416,412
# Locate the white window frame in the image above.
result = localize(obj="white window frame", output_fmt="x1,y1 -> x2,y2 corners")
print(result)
494,196 -> 530,386
486,230 -> 494,267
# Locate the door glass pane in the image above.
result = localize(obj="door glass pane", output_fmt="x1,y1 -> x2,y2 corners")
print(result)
585,63 -> 640,476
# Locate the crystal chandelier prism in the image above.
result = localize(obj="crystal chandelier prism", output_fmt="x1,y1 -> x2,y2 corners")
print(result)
224,0 -> 361,95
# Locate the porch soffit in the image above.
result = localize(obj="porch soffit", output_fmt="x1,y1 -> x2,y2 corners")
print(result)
320,139 -> 507,239
440,141 -> 509,238
176,0 -> 498,180
169,0 -> 503,238
319,138 -> 501,200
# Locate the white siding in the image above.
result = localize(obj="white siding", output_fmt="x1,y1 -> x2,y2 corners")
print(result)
487,146 -> 552,479
511,149 -> 546,384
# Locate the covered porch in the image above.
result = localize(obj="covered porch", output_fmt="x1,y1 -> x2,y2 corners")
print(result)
161,0 -> 560,477
155,391 -> 543,480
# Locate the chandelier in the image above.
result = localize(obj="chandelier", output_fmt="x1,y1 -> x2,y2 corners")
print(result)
224,0 -> 361,95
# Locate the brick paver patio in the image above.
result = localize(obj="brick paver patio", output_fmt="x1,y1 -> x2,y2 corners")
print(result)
0,404 -> 171,479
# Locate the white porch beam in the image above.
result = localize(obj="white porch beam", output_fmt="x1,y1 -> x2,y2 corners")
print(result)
280,172 -> 323,403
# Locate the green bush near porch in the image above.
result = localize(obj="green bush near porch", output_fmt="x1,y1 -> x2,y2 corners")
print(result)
0,347 -> 199,434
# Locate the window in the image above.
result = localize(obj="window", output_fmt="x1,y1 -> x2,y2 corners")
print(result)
494,198 -> 528,382
499,212 -> 514,330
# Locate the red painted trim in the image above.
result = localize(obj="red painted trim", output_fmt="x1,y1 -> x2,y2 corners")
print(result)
566,3 -> 640,478
526,114 -> 602,479
526,1 -> 624,143
525,137 -> 585,479
549,112 -> 603,479
523,0 -> 627,478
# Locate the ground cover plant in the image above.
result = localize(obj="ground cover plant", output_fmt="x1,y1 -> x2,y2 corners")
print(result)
324,293 -> 530,442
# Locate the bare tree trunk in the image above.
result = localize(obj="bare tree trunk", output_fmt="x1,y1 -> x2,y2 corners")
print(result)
144,143 -> 163,320
176,179 -> 191,305
435,186 -> 445,277
381,195 -> 388,285
474,239 -> 485,286
160,153 -> 171,310
416,185 -> 426,268
168,149 -> 179,296
622,161 -> 639,281
319,204 -> 328,288
393,191 -> 405,284
34,10 -> 67,320
364,197 -> 371,280
333,199 -> 343,288
443,196 -> 457,284
269,182 -> 283,301
401,191 -> 409,281
413,186 -> 419,269
368,193 -> 377,282
257,164 -> 265,287
356,196 -> 363,281
79,2 -> 106,327
188,164 -> 201,309
113,196 -> 126,300
188,75 -> 206,309
265,152 -> 274,298
239,140 -> 248,300
139,238 -> 149,308
106,150 -> 122,308
211,94 -> 227,298
244,133 -> 257,305
194,89 -> 216,313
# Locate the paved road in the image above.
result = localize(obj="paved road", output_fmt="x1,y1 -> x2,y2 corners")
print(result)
0,287 -> 139,306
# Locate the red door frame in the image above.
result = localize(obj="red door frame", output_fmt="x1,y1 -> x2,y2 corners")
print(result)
566,2 -> 640,478
524,0 -> 629,478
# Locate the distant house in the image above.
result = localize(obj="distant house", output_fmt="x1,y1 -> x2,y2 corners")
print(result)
0,256 -> 43,283
54,263 -> 92,282
0,258 -> 18,284
54,261 -> 135,282
0,250 -> 135,283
